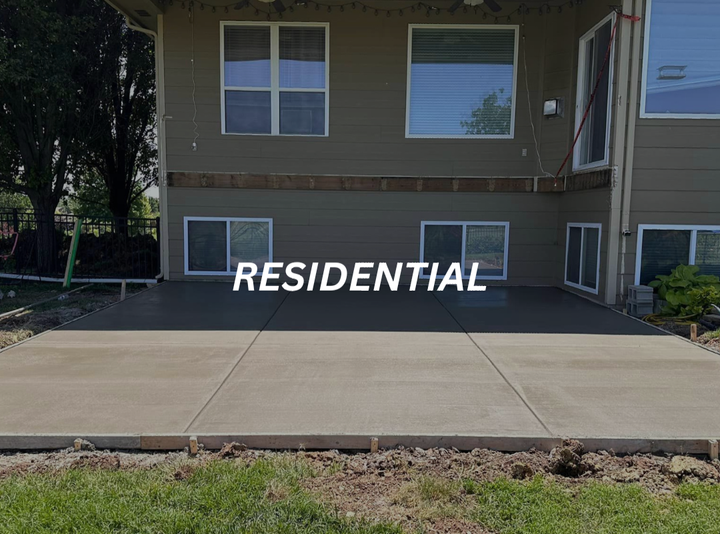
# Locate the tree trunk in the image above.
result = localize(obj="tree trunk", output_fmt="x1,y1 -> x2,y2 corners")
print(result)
108,176 -> 131,237
31,198 -> 59,276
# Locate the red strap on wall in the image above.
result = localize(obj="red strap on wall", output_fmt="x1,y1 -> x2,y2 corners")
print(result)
553,12 -> 640,181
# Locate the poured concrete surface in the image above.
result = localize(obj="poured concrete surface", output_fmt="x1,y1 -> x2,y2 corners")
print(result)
0,282 -> 719,443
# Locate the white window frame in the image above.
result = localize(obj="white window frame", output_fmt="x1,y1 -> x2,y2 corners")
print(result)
564,222 -> 602,295
220,21 -> 330,136
405,24 -> 519,139
183,216 -> 273,276
634,224 -> 720,285
419,221 -> 510,281
640,0 -> 720,120
573,13 -> 616,171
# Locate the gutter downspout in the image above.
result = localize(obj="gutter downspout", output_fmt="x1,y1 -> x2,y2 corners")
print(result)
107,4 -> 170,281
619,0 -> 643,299
604,0 -> 633,306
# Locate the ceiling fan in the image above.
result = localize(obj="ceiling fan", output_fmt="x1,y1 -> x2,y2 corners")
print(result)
448,0 -> 502,13
254,0 -> 288,12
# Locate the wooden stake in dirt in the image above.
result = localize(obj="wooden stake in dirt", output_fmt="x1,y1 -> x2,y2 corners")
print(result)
370,437 -> 379,453
691,323 -> 698,342
709,439 -> 719,462
74,438 -> 83,452
120,280 -> 127,301
63,219 -> 83,289
189,436 -> 199,456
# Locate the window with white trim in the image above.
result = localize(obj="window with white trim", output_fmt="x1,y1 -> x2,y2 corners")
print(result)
221,22 -> 328,135
564,223 -> 601,294
406,25 -> 518,138
420,222 -> 509,280
574,15 -> 614,170
641,0 -> 720,118
635,225 -> 720,285
184,217 -> 272,276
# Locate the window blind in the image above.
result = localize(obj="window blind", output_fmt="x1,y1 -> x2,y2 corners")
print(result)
408,27 -> 516,137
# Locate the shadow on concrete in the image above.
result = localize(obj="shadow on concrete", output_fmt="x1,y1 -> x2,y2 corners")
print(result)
60,282 -> 666,336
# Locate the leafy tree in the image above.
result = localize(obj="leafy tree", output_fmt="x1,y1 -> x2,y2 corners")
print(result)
80,6 -> 156,228
461,89 -> 512,136
0,0 -> 108,273
0,191 -> 31,209
61,172 -> 158,220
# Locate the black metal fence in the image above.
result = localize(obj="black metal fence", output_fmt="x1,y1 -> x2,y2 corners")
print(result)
0,208 -> 160,280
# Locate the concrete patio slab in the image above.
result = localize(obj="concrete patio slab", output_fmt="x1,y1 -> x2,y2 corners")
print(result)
0,282 -> 718,452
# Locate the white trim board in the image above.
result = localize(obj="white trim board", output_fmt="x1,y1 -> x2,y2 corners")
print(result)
634,224 -> 720,285
405,24 -> 519,139
220,21 -> 330,136
564,222 -> 602,296
419,221 -> 510,281
183,216 -> 273,276
572,13 -> 616,172
639,0 -> 720,120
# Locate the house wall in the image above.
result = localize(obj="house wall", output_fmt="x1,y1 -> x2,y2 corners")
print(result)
162,1 -> 585,178
160,1 -> 622,288
616,0 -> 720,297
167,187 -> 561,284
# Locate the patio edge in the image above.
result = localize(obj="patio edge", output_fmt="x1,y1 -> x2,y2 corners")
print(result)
0,434 -> 714,455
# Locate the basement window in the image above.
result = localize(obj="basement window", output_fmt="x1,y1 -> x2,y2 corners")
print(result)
406,25 -> 518,138
635,225 -> 720,285
574,14 -> 614,170
565,223 -> 601,294
184,217 -> 273,276
221,22 -> 328,135
420,221 -> 509,280
641,0 -> 720,118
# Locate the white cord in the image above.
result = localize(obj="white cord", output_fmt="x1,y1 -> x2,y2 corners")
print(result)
522,34 -> 553,178
190,6 -> 199,151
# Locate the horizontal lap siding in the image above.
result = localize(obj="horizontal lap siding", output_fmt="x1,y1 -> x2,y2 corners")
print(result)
168,188 -> 561,284
621,0 -> 720,291
162,3 -> 577,177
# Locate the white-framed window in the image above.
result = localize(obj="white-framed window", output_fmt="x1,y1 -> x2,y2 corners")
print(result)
405,25 -> 519,139
419,221 -> 509,280
220,22 -> 329,136
564,223 -> 602,295
640,0 -> 720,119
184,217 -> 273,276
573,14 -> 615,170
635,225 -> 720,285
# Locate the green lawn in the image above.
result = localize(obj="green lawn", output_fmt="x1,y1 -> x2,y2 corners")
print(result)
1,459 -> 719,534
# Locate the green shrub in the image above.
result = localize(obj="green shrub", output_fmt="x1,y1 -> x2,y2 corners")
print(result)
648,265 -> 720,317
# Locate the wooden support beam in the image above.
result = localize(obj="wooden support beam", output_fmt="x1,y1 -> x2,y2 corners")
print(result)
709,439 -> 718,461
370,437 -> 379,453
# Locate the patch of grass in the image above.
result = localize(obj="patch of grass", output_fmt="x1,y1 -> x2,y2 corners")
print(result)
393,476 -> 466,523
0,458 -> 401,534
701,329 -> 720,341
465,476 -> 720,534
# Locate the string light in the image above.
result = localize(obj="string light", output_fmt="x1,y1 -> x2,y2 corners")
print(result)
164,0 -> 585,19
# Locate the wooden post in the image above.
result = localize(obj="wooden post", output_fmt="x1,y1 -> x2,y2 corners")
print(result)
74,438 -> 83,452
189,436 -> 198,455
370,437 -> 379,453
709,439 -> 719,461
690,323 -> 698,342
63,219 -> 83,289
120,280 -> 127,301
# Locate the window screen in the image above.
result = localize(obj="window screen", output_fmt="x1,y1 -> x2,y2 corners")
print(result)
639,229 -> 691,285
229,221 -> 271,271
408,27 -> 516,137
695,231 -> 720,277
223,24 -> 328,135
465,225 -> 506,277
421,222 -> 508,280
577,18 -> 612,167
643,0 -> 720,116
565,224 -> 601,293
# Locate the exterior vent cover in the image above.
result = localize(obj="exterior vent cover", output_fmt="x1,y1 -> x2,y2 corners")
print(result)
135,9 -> 150,16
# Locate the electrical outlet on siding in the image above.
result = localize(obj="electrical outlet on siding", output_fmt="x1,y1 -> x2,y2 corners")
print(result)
521,148 -> 528,157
